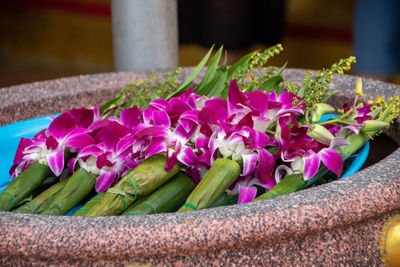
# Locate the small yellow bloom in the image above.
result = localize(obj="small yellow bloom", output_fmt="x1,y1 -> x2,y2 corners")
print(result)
355,77 -> 364,97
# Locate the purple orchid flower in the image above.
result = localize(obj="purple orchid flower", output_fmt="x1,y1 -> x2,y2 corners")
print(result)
70,120 -> 133,192
10,108 -> 99,178
227,79 -> 305,132
343,103 -> 373,124
277,130 -> 348,182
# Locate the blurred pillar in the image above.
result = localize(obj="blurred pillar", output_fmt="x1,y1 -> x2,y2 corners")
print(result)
111,0 -> 178,71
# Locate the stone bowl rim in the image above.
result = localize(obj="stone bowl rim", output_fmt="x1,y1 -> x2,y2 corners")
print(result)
0,68 -> 399,263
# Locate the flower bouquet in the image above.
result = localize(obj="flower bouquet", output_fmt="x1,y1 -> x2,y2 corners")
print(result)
0,45 -> 398,216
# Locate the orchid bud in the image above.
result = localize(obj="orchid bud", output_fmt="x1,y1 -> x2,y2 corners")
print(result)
310,103 -> 335,122
362,120 -> 389,132
355,77 -> 364,97
307,124 -> 335,145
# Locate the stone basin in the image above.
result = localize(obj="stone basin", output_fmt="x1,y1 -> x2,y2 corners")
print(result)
0,69 -> 399,266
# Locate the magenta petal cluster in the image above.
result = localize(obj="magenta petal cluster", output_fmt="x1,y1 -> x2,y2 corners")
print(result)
10,107 -> 98,178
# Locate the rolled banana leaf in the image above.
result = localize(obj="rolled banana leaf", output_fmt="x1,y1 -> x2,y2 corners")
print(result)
72,192 -> 106,216
41,168 -> 96,215
178,158 -> 241,212
122,172 -> 195,216
13,175 -> 71,214
85,154 -> 180,216
0,162 -> 51,211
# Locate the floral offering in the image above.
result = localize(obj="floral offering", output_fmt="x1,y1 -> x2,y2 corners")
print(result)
0,45 -> 398,216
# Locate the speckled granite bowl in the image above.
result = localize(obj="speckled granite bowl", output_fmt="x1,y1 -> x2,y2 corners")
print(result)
0,69 -> 399,266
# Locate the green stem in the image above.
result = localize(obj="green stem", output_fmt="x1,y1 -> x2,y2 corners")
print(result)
0,162 -> 51,211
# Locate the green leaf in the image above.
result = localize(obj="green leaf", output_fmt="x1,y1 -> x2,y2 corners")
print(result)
99,94 -> 125,116
166,46 -> 214,100
196,45 -> 223,95
297,84 -> 306,98
227,51 -> 257,81
275,61 -> 287,76
259,75 -> 284,93
321,90 -> 338,103
257,62 -> 286,93
203,66 -> 228,98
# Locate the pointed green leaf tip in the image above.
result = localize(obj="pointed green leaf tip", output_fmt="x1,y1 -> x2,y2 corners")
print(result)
166,45 -> 214,100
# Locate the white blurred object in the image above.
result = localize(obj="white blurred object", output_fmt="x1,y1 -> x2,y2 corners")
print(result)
111,0 -> 178,71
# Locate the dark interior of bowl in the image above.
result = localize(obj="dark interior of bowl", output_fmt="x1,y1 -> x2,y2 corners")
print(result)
363,133 -> 399,169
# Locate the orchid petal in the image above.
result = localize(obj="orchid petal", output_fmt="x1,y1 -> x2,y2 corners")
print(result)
174,125 -> 197,144
116,135 -> 135,155
303,153 -> 320,180
279,92 -> 306,110
238,185 -> 258,204
12,137 -> 33,165
120,106 -> 141,129
46,135 -> 59,150
241,153 -> 258,176
95,170 -> 117,193
65,133 -> 94,149
165,149 -> 179,172
47,150 -> 64,176
245,90 -> 269,113
79,145 -> 103,158
199,98 -> 228,125
343,125 -> 360,135
255,149 -> 275,185
68,157 -> 78,173
88,119 -> 112,131
329,137 -> 349,149
179,110 -> 199,131
145,137 -> 166,159
152,110 -> 171,128
48,112 -> 76,140
177,146 -> 198,167
96,153 -> 114,169
69,107 -> 97,128
320,149 -> 343,178
227,79 -> 247,114
99,122 -> 130,150
275,165 -> 294,183
135,126 -> 168,139
149,98 -> 170,111
248,128 -> 268,149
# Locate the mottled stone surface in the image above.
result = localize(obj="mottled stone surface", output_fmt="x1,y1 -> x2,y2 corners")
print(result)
0,69 -> 399,266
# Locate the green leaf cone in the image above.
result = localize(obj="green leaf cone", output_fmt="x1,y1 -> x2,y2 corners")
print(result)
122,172 -> 195,216
13,175 -> 72,214
72,192 -> 106,216
41,168 -> 96,215
0,162 -> 51,211
178,158 -> 241,212
85,154 -> 180,216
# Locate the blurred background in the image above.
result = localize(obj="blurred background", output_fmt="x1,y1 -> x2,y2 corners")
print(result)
0,0 -> 399,87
